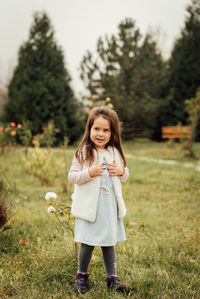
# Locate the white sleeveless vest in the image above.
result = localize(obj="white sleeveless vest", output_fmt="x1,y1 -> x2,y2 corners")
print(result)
71,146 -> 126,222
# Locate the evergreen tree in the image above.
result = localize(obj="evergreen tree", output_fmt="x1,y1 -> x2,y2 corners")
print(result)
80,18 -> 167,139
2,12 -> 82,143
167,0 -> 200,125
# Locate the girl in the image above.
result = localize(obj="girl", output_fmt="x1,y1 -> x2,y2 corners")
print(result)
68,107 -> 129,294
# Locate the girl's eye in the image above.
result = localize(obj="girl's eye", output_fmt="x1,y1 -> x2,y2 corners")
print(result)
104,129 -> 109,132
95,128 -> 99,130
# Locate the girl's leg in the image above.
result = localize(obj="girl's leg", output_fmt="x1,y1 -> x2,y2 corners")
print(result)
102,246 -> 126,293
78,243 -> 94,273
101,246 -> 116,276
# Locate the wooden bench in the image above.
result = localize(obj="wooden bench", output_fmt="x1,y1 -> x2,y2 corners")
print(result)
162,126 -> 192,139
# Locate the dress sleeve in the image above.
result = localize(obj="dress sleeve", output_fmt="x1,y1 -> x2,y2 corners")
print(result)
120,166 -> 129,182
119,154 -> 129,182
68,156 -> 92,185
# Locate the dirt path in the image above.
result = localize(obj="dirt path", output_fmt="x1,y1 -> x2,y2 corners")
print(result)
126,154 -> 200,172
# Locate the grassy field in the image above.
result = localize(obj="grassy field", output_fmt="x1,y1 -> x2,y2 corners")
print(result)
0,140 -> 200,298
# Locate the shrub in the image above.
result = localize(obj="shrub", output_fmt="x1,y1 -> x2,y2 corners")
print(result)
0,196 -> 7,230
0,168 -> 17,232
22,139 -> 63,185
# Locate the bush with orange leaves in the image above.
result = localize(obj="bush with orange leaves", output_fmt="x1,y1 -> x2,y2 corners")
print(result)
0,121 -> 32,155
0,125 -> 10,153
0,122 -> 20,153
17,121 -> 32,155
0,120 -> 59,155
33,120 -> 59,148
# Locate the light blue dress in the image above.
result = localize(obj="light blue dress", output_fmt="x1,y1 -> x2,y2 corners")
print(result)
74,162 -> 126,246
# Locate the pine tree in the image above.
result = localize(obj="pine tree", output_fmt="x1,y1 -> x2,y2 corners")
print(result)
80,18 -> 167,139
2,12 -> 82,143
167,0 -> 200,125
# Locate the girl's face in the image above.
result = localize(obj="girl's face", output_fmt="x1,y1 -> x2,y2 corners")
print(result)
90,116 -> 111,149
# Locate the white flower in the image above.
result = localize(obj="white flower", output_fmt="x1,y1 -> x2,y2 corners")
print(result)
45,192 -> 57,204
47,206 -> 56,214
107,103 -> 113,109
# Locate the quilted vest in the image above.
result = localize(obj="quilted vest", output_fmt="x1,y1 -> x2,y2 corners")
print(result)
71,146 -> 126,222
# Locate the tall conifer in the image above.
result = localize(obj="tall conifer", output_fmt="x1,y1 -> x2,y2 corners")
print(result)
167,0 -> 200,124
80,18 -> 166,139
2,12 -> 82,143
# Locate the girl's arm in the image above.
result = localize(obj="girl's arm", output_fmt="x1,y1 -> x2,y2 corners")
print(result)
119,153 -> 129,182
68,156 -> 93,185
120,166 -> 129,182
107,156 -> 129,182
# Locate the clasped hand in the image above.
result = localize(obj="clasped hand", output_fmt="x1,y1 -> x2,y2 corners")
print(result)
89,161 -> 124,177
107,161 -> 124,176
88,164 -> 103,177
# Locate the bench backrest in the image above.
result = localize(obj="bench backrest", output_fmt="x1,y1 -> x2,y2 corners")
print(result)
162,126 -> 192,139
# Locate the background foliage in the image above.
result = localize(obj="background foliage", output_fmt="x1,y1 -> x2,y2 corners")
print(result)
1,0 -> 200,143
80,0 -> 200,141
1,12 -> 83,144
80,18 -> 167,140
161,0 -> 200,139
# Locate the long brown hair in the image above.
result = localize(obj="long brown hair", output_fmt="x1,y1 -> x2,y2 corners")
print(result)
75,107 -> 126,166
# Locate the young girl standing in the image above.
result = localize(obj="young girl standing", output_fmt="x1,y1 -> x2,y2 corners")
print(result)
68,107 -> 129,294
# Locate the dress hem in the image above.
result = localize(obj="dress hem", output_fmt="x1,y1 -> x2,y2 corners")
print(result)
74,238 -> 126,247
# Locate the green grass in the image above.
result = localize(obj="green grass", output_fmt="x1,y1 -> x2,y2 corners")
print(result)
0,141 -> 200,298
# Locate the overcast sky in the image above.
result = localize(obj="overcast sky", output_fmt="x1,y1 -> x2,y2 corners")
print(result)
0,0 -> 190,96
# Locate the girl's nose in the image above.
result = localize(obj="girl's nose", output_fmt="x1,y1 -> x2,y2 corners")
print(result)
98,130 -> 103,136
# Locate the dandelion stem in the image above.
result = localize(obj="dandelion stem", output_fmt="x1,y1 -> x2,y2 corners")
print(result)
54,212 -> 77,258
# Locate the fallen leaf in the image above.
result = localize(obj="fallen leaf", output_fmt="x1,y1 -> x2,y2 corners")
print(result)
19,238 -> 29,246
